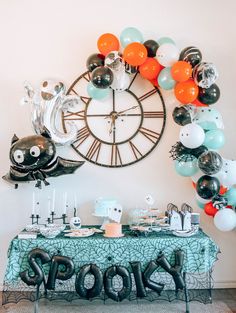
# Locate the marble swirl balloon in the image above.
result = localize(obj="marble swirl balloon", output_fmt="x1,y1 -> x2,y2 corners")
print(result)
193,62 -> 218,89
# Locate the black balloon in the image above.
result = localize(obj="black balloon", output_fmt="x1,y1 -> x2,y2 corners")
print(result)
46,255 -> 75,290
86,53 -> 105,72
143,261 -> 164,294
104,265 -> 131,302
130,261 -> 147,297
3,129 -> 85,188
198,151 -> 223,175
198,83 -> 220,105
20,249 -> 50,286
179,46 -> 202,67
75,264 -> 103,299
156,250 -> 185,291
91,66 -> 114,89
143,39 -> 159,57
191,145 -> 208,158
172,106 -> 192,126
196,175 -> 220,199
10,132 -> 56,170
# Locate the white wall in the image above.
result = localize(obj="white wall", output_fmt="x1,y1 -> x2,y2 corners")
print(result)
0,0 -> 236,287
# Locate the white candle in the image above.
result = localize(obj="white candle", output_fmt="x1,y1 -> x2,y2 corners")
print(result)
48,197 -> 51,218
32,192 -> 35,215
63,192 -> 68,215
52,189 -> 56,213
36,192 -> 40,216
74,194 -> 77,209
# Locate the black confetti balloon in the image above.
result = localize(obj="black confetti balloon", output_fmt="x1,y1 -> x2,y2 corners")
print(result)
191,145 -> 208,158
212,194 -> 228,210
179,46 -> 202,68
143,40 -> 159,57
198,151 -> 223,175
198,83 -> 220,105
91,66 -> 114,89
172,106 -> 191,126
86,53 -> 105,72
196,175 -> 220,199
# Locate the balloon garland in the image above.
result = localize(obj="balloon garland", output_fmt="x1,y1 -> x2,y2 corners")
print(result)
85,27 -> 236,232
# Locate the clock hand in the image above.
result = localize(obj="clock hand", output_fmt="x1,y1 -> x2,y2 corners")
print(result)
116,105 -> 139,116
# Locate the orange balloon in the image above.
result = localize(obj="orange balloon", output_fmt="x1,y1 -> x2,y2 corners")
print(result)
139,58 -> 162,80
174,80 -> 199,104
219,186 -> 228,195
97,33 -> 119,56
149,78 -> 159,87
204,202 -> 218,217
123,42 -> 147,66
192,181 -> 196,189
171,61 -> 192,82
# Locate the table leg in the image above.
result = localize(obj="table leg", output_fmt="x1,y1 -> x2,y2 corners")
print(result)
183,272 -> 190,313
34,285 -> 40,313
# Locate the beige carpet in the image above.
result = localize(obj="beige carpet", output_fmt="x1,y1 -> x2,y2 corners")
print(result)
1,299 -> 233,313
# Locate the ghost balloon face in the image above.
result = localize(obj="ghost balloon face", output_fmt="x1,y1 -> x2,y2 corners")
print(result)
192,107 -> 224,130
179,123 -> 205,149
70,216 -> 81,230
108,204 -> 123,223
41,80 -> 65,100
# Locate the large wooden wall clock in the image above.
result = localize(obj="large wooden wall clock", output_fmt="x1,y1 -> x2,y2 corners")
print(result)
61,71 -> 166,168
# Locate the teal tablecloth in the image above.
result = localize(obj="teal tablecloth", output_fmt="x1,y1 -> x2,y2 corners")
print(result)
4,226 -> 219,284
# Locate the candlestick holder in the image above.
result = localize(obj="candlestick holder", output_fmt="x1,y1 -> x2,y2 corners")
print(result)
47,211 -> 68,224
31,214 -> 40,225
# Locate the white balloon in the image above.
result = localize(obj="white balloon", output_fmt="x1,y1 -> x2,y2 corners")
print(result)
216,159 -> 236,188
214,208 -> 236,231
156,43 -> 179,67
179,123 -> 205,149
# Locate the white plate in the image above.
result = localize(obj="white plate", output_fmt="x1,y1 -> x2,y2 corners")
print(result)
64,230 -> 94,237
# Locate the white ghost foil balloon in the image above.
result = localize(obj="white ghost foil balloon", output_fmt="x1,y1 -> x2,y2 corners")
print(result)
70,216 -> 81,230
22,80 -> 80,145
145,194 -> 155,207
193,62 -> 218,89
108,204 -> 123,223
192,107 -> 224,130
105,51 -> 130,92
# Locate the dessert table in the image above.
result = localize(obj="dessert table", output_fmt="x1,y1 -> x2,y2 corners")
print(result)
2,226 -> 219,313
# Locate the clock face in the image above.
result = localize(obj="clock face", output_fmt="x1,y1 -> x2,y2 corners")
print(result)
62,71 -> 166,167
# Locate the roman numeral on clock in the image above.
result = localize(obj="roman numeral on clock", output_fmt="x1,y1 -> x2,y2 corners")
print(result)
74,126 -> 90,147
138,89 -> 157,102
111,145 -> 122,166
143,111 -> 164,118
63,110 -> 85,121
139,127 -> 160,144
86,139 -> 101,162
129,141 -> 143,160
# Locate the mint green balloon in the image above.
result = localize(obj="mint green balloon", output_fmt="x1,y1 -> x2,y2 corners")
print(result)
87,82 -> 110,100
204,129 -> 225,149
158,67 -> 176,90
174,158 -> 199,177
157,37 -> 175,46
196,200 -> 205,209
225,188 -> 236,206
120,27 -> 143,48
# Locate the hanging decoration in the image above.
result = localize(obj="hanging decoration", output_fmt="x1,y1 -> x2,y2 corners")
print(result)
2,128 -> 84,188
